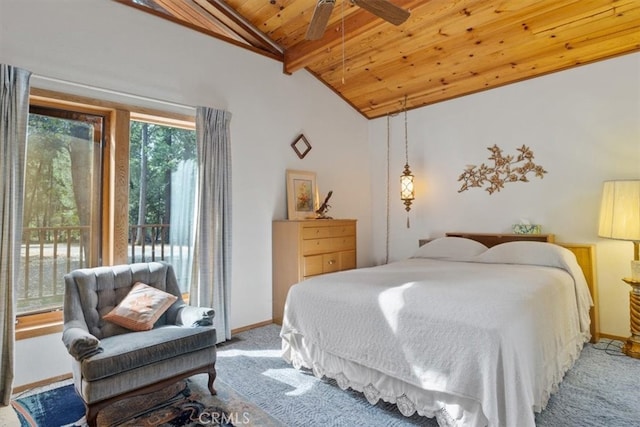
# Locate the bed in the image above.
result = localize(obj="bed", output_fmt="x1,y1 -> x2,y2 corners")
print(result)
280,233 -> 598,427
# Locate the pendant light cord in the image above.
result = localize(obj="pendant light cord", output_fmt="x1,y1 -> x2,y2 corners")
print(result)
385,114 -> 390,264
341,0 -> 346,84
404,97 -> 409,165
404,96 -> 410,228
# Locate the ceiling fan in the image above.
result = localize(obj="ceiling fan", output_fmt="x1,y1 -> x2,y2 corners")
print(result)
306,0 -> 410,40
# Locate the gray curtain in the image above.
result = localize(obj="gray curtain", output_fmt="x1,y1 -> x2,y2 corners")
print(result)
0,65 -> 31,405
191,107 -> 232,343
169,158 -> 197,291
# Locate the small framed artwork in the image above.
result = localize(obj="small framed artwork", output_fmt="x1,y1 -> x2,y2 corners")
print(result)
286,169 -> 318,220
291,134 -> 312,159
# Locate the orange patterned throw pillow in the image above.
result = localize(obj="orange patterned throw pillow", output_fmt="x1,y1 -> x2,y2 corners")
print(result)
103,282 -> 178,331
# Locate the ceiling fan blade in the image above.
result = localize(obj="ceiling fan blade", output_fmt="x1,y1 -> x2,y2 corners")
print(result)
306,0 -> 336,40
352,0 -> 410,25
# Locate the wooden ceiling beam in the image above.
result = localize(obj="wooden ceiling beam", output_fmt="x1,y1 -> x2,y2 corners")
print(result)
194,0 -> 284,56
151,0 -> 235,37
115,0 -> 283,60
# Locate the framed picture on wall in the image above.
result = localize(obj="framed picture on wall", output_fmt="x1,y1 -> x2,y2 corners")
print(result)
286,169 -> 318,220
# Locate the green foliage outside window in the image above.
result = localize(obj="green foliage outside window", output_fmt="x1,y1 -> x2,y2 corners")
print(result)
128,121 -> 196,241
24,114 -> 87,231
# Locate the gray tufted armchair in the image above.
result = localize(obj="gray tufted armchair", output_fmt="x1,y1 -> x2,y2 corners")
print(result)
62,261 -> 217,427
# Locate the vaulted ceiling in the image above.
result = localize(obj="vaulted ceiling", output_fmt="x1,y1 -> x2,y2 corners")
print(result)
116,0 -> 640,119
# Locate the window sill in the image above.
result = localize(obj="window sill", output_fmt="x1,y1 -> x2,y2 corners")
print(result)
16,311 -> 63,340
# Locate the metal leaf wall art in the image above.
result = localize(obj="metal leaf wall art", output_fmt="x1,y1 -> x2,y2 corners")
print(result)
458,145 -> 547,194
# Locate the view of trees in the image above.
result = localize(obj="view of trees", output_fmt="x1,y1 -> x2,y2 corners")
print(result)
19,111 -> 101,313
25,116 -> 198,241
128,121 -> 196,244
24,113 -> 96,234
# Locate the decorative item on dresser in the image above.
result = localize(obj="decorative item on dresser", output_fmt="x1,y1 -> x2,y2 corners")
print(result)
315,190 -> 333,219
286,169 -> 319,220
272,219 -> 356,324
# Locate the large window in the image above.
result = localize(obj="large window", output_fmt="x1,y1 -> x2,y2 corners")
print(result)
18,106 -> 104,315
128,119 -> 197,293
16,92 -> 196,324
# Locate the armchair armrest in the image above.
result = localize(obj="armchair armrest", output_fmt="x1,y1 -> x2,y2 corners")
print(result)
175,306 -> 216,327
62,325 -> 103,361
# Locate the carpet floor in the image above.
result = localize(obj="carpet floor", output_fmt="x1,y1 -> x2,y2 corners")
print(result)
9,324 -> 640,426
217,325 -> 640,427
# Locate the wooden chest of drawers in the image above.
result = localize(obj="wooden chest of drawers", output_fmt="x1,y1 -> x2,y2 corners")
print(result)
272,219 -> 357,324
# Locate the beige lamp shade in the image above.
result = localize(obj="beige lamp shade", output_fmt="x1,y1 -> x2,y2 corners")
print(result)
598,180 -> 640,241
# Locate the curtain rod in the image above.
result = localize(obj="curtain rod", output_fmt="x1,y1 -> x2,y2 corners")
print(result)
32,74 -> 196,112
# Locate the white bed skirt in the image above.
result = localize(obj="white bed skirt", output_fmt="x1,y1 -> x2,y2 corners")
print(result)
282,330 -> 489,427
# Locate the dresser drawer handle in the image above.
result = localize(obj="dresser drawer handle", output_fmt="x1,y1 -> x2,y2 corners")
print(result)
327,259 -> 336,265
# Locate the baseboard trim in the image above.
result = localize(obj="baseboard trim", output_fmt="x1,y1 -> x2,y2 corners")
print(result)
231,319 -> 273,335
12,373 -> 72,394
598,332 -> 627,342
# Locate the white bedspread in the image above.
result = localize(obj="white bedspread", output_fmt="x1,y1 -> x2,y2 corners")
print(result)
281,256 -> 592,427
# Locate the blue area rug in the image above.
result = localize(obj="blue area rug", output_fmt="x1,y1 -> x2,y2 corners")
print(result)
11,384 -> 84,427
11,377 -> 280,427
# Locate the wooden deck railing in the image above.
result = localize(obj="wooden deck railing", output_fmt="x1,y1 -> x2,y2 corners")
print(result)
19,226 -> 90,314
128,223 -> 170,263
18,223 -> 192,315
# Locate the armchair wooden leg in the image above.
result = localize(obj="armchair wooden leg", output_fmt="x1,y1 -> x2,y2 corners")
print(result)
208,364 -> 217,395
85,403 -> 99,427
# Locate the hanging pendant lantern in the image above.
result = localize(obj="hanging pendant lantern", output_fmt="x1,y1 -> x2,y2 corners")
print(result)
400,95 -> 414,227
400,164 -> 414,211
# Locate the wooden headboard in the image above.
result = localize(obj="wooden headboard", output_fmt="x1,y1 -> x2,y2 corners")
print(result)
445,231 -> 555,246
443,232 -> 600,343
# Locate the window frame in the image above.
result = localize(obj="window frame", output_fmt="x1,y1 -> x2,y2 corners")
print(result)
16,88 -> 195,340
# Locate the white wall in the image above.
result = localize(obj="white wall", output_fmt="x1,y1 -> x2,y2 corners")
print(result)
370,52 -> 640,338
1,0 -> 371,386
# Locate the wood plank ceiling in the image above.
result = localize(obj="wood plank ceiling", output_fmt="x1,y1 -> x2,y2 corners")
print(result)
117,0 -> 640,119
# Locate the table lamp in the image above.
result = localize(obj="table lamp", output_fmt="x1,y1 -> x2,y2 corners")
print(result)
598,179 -> 640,358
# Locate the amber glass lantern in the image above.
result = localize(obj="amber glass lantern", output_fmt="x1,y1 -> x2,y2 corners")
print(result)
400,164 -> 414,211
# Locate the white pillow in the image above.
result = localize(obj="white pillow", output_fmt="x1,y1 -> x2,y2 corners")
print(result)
474,241 -> 574,269
411,237 -> 488,260
473,240 -> 594,336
